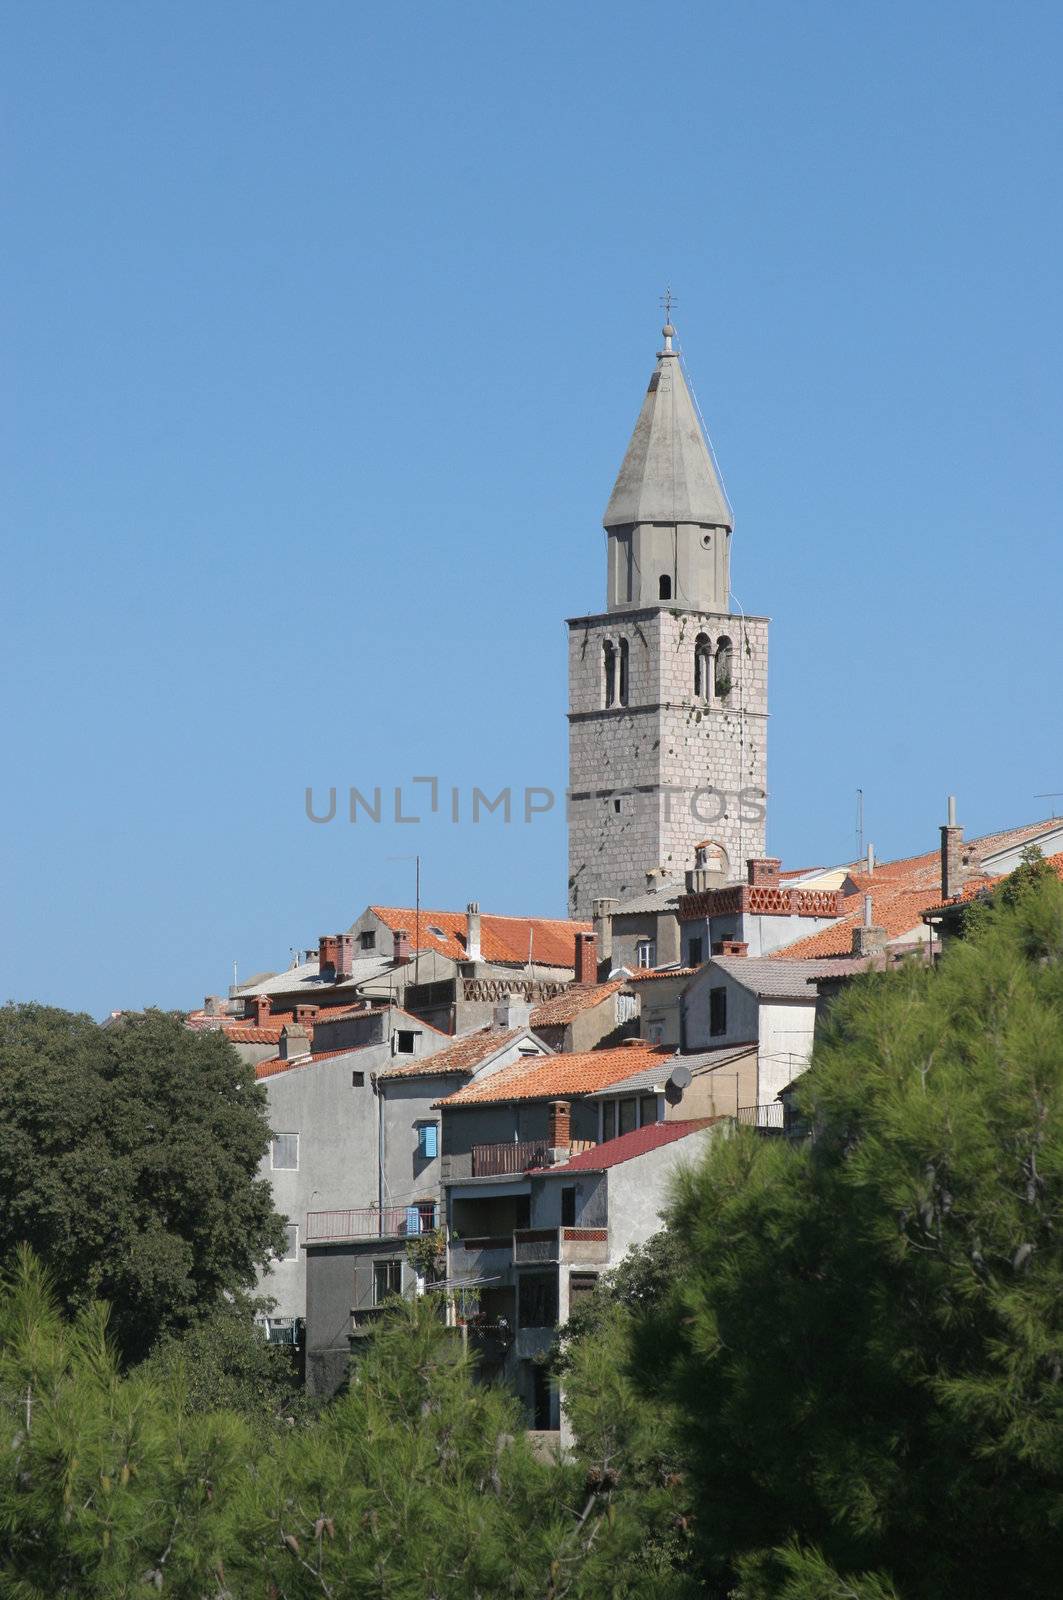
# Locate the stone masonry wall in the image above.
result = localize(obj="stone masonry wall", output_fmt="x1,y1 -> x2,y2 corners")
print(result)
567,607 -> 768,918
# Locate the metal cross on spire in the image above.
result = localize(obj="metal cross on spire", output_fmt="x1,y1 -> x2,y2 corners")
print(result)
660,285 -> 678,325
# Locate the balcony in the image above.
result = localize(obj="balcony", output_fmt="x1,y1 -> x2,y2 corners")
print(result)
305,1203 -> 438,1243
470,1138 -> 598,1177
735,1103 -> 808,1137
513,1226 -> 609,1266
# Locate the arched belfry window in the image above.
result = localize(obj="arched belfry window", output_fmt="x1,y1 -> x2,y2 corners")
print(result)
618,638 -> 629,706
694,633 -> 712,700
659,574 -> 672,600
715,636 -> 733,704
603,640 -> 617,708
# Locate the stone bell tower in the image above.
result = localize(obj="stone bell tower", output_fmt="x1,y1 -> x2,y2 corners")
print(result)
566,318 -> 769,919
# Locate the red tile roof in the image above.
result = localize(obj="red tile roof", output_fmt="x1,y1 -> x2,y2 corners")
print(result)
530,981 -> 627,1027
370,906 -> 591,968
435,1040 -> 669,1108
627,966 -> 696,983
254,1045 -> 371,1080
533,1117 -> 717,1173
771,883 -> 941,960
921,851 -> 1063,915
378,1024 -> 534,1080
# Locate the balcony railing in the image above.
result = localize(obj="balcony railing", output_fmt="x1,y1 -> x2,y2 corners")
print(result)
471,1139 -> 598,1177
736,1103 -> 786,1132
305,1203 -> 438,1242
513,1226 -> 609,1265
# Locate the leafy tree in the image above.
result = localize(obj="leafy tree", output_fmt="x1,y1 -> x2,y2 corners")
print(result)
0,1004 -> 285,1364
623,872 -> 1063,1598
0,1251 -> 681,1598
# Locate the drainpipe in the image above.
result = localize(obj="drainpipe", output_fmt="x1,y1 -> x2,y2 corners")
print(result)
371,1073 -> 385,1226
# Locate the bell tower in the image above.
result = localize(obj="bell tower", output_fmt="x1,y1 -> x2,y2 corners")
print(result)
566,318 -> 769,919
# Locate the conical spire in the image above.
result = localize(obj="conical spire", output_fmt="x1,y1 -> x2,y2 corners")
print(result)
603,323 -> 732,530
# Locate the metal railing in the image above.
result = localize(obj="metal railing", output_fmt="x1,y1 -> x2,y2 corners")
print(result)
305,1203 -> 437,1242
735,1103 -> 786,1131
513,1227 -> 609,1265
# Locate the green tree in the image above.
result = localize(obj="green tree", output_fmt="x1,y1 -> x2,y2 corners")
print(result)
0,1251 -> 680,1599
624,873 -> 1063,1598
0,1004 -> 285,1365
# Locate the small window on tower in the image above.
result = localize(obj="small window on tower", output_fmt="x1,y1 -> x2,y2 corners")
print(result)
603,640 -> 617,708
618,639 -> 629,706
694,633 -> 712,700
659,574 -> 672,600
715,636 -> 733,704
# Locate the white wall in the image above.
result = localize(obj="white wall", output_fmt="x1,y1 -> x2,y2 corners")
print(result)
757,1001 -> 817,1104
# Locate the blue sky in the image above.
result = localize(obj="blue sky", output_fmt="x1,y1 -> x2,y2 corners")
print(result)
3,1 -> 1061,1017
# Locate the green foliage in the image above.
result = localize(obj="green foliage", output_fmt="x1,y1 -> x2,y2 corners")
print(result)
404,1224 -> 446,1284
622,873 -> 1063,1598
0,1004 -> 285,1365
0,1252 -> 675,1598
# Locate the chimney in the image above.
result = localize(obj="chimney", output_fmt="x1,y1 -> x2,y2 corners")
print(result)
866,842 -> 875,876
940,795 -> 965,901
247,994 -> 272,1027
334,933 -> 355,980
575,931 -> 598,984
712,938 -> 748,958
393,927 -> 411,965
204,994 -> 227,1018
294,1004 -> 318,1025
593,898 -> 618,966
466,901 -> 481,963
318,935 -> 339,978
747,857 -> 782,887
493,991 -> 532,1031
278,1022 -> 310,1060
547,1099 -> 571,1161
851,896 -> 887,956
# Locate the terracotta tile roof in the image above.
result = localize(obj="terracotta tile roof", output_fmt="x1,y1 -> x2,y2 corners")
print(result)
311,1004 -> 448,1036
530,981 -> 627,1026
435,1040 -> 670,1108
532,1117 -> 717,1173
379,1025 -> 534,1081
254,1044 -> 371,1081
627,966 -> 696,983
921,850 -> 1063,915
225,1025 -> 291,1045
369,906 -> 592,968
770,883 -> 944,960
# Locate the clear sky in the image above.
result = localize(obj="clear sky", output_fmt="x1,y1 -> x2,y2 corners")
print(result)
3,1 -> 1061,1017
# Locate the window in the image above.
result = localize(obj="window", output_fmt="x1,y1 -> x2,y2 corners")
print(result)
271,1133 -> 299,1171
715,636 -> 733,703
603,640 -> 617,708
688,936 -> 703,966
658,574 -> 672,600
396,1030 -> 416,1055
636,939 -> 656,969
640,1095 -> 659,1127
561,1186 -> 576,1227
569,1272 -> 599,1309
619,1098 -> 637,1135
602,1101 -> 617,1141
618,638 -> 629,706
281,1223 -> 298,1261
518,1270 -> 559,1329
374,1259 -> 402,1304
416,1123 -> 438,1159
693,632 -> 712,699
265,1316 -> 299,1345
352,1069 -> 365,1087
359,930 -> 376,950
709,986 -> 727,1037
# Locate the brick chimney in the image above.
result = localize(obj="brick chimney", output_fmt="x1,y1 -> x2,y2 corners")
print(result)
246,994 -> 272,1027
712,938 -> 748,957
318,935 -> 339,978
851,895 -> 888,957
278,1022 -> 310,1060
575,931 -> 598,984
940,795 -> 965,901
747,857 -> 782,887
294,1004 -> 318,1025
335,933 -> 355,979
393,927 -> 411,965
593,898 -> 618,966
547,1099 -> 571,1162
465,901 -> 481,962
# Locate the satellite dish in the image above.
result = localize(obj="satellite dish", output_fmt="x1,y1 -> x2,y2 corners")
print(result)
668,1063 -> 692,1090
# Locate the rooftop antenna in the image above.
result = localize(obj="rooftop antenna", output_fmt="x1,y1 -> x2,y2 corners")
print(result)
1034,792 -> 1063,820
856,789 -> 864,862
660,285 -> 678,325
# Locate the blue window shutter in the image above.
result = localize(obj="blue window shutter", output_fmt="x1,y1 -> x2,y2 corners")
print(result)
405,1206 -> 421,1235
423,1124 -> 438,1158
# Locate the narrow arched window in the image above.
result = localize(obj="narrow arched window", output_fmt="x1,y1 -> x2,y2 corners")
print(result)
618,638 -> 629,706
603,640 -> 617,708
715,636 -> 733,704
659,574 -> 672,600
694,633 -> 712,700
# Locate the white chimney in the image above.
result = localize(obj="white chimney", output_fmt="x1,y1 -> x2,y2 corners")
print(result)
466,901 -> 481,963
